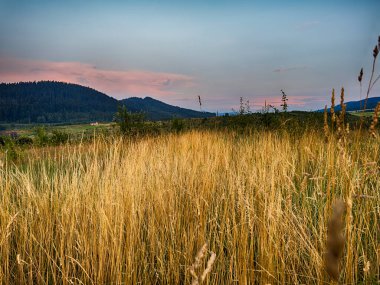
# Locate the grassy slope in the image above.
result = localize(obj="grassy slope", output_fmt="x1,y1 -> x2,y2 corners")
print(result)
349,111 -> 375,117
0,130 -> 379,284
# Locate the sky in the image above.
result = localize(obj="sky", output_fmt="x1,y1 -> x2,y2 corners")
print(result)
0,0 -> 379,112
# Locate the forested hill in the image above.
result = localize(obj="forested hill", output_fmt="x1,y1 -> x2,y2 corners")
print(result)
0,81 -> 214,123
0,81 -> 119,123
319,97 -> 380,112
334,97 -> 380,111
121,97 -> 215,121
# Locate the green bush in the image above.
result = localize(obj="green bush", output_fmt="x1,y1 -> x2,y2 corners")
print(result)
171,118 -> 184,133
15,137 -> 34,146
50,130 -> 69,145
35,127 -> 49,146
114,105 -> 145,135
1,137 -> 19,161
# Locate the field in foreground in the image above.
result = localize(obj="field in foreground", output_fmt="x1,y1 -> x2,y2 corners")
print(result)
0,130 -> 379,284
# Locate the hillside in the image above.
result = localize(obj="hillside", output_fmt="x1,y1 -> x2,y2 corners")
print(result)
320,96 -> 380,112
121,97 -> 215,121
0,81 -> 214,123
0,81 -> 119,123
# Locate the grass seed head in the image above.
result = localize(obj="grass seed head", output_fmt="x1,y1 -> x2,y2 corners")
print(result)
369,102 -> 380,137
358,68 -> 363,83
190,243 -> 216,285
339,87 -> 346,129
325,199 -> 346,281
324,105 -> 329,142
331,89 -> 336,123
374,45 -> 379,59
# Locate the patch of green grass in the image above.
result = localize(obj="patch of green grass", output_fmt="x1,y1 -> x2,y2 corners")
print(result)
349,111 -> 374,117
0,123 -> 114,137
52,123 -> 113,135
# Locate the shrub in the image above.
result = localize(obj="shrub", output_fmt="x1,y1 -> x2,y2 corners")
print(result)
171,118 -> 184,133
35,127 -> 49,146
114,105 -> 145,135
10,132 -> 18,139
50,130 -> 69,145
15,137 -> 34,146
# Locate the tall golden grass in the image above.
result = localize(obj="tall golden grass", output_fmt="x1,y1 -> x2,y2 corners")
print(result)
0,130 -> 379,284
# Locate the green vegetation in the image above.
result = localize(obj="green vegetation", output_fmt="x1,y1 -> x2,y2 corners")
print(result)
114,105 -> 146,134
0,111 -> 373,154
349,111 -> 374,117
281,89 -> 288,112
0,81 -> 118,123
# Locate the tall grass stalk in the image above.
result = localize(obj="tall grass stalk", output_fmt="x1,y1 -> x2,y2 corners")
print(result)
0,130 -> 379,284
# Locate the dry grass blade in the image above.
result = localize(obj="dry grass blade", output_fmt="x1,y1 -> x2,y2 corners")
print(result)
369,102 -> 380,137
325,199 -> 346,282
189,243 -> 216,285
330,89 -> 336,124
324,105 -> 329,142
0,130 -> 379,284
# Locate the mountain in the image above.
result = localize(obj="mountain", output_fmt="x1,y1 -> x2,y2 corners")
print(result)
0,81 -> 214,123
121,97 -> 215,121
318,97 -> 380,112
0,81 -> 119,123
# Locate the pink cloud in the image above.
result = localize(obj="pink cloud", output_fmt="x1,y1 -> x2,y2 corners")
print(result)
0,58 -> 194,99
252,95 -> 324,107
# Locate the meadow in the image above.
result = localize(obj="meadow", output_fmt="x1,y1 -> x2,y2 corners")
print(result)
0,126 -> 379,284
0,3 -> 379,284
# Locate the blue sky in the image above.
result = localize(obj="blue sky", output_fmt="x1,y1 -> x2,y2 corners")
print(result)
0,0 -> 379,112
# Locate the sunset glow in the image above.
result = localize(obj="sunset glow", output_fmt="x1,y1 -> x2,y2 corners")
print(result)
0,0 -> 379,111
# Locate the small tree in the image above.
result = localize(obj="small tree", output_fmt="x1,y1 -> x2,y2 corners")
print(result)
281,89 -> 288,112
268,104 -> 279,114
245,100 -> 251,114
50,130 -> 69,145
35,126 -> 49,146
171,117 -> 184,133
239,97 -> 245,115
114,105 -> 145,134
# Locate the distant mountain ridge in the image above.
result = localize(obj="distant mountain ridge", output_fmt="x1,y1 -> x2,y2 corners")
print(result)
318,97 -> 380,112
0,81 -> 214,123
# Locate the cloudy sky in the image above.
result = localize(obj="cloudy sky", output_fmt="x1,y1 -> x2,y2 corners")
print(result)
0,0 -> 379,112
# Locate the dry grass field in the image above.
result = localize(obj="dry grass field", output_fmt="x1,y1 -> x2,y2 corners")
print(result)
0,129 -> 379,284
